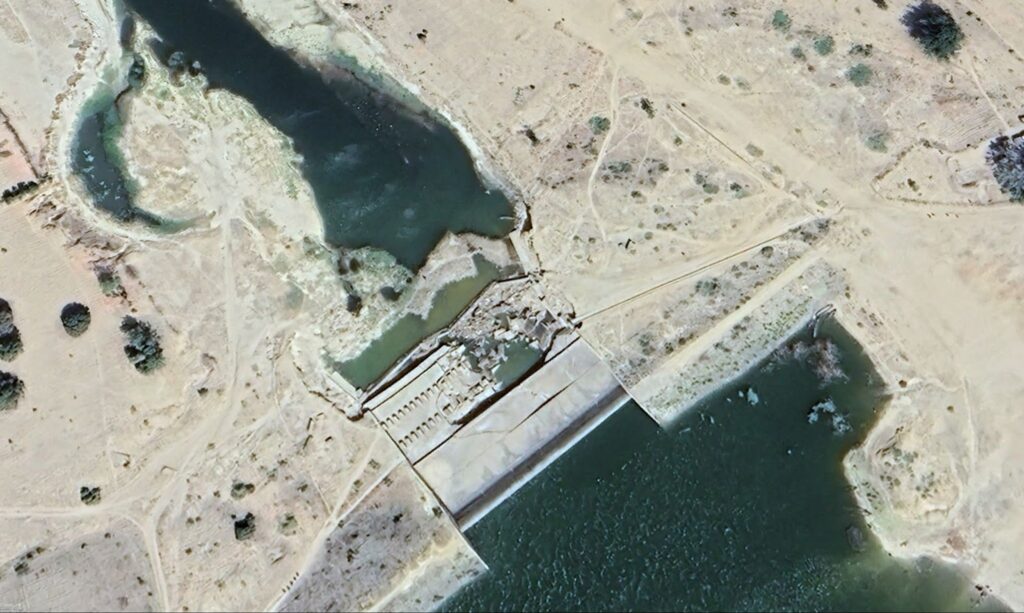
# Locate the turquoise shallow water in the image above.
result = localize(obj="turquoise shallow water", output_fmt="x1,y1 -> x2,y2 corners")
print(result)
444,321 -> 1005,612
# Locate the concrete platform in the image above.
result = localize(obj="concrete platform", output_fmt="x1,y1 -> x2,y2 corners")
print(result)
414,336 -> 628,527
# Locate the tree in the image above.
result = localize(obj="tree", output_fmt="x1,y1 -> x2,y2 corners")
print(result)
0,323 -> 21,361
901,2 -> 964,60
234,512 -> 256,541
120,316 -> 164,373
987,135 -> 1024,201
60,302 -> 92,337
0,370 -> 23,410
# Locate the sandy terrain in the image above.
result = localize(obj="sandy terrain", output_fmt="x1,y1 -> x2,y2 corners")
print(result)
0,0 -> 103,169
0,117 -> 35,194
1,0 -> 1023,609
0,1 -> 485,609
233,0 -> 1024,607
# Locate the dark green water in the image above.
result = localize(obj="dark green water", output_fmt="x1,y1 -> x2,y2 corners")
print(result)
334,256 -> 502,390
445,321 -> 1004,612
72,84 -> 163,226
121,0 -> 513,270
72,101 -> 134,221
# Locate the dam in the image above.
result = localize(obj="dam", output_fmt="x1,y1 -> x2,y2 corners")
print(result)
80,2 -> 1008,610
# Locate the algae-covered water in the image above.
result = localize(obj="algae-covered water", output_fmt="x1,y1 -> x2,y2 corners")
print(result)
122,0 -> 513,271
445,321 -> 1004,612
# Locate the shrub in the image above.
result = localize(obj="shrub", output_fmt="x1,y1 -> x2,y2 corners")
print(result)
80,486 -> 101,505
234,512 -> 256,541
1,181 -> 38,201
986,135 -> 1024,201
813,35 -> 835,55
0,370 -> 23,410
846,63 -> 873,86
345,293 -> 363,315
231,482 -> 255,499
128,54 -> 146,90
0,298 -> 10,327
848,43 -> 874,57
901,1 -> 964,60
120,316 -> 164,373
96,268 -> 125,298
865,132 -> 889,152
638,97 -> 655,118
588,116 -> 611,134
771,9 -> 791,32
60,302 -> 91,337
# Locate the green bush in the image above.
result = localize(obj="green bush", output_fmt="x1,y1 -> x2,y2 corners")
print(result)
771,9 -> 791,32
588,116 -> 611,134
902,1 -> 964,60
846,63 -> 873,87
865,132 -> 889,152
813,35 -> 835,55
120,316 -> 164,373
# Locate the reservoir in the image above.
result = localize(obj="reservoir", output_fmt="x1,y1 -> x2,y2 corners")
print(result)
444,321 -> 1005,611
72,87 -> 162,226
121,0 -> 513,271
